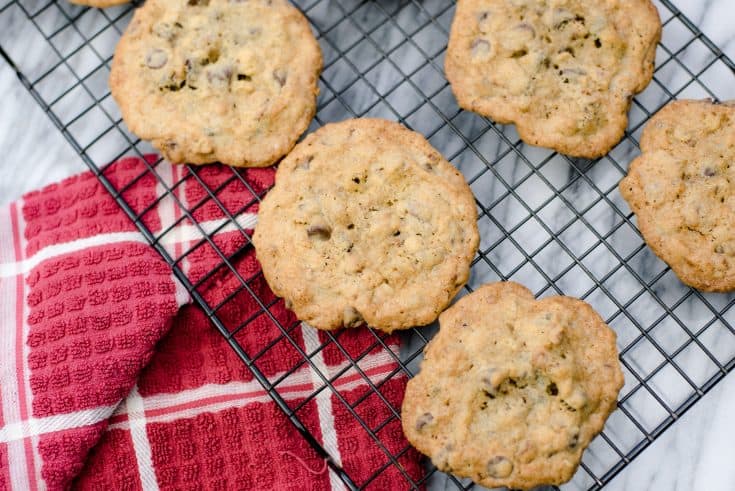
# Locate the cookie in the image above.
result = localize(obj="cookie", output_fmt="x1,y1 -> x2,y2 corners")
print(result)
253,118 -> 479,333
402,282 -> 623,490
445,0 -> 661,158
70,0 -> 128,6
620,99 -> 735,292
110,0 -> 322,167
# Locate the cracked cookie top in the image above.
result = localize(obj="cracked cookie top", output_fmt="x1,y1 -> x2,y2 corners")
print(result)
252,118 -> 479,332
402,281 -> 623,490
445,0 -> 660,158
110,0 -> 322,167
620,99 -> 735,292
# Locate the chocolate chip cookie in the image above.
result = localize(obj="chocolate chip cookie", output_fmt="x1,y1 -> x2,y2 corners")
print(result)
620,99 -> 735,292
253,118 -> 479,332
110,0 -> 322,167
402,282 -> 623,490
445,0 -> 661,158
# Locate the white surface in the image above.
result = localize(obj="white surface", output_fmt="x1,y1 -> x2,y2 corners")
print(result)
0,60 -> 82,201
1,1 -> 734,490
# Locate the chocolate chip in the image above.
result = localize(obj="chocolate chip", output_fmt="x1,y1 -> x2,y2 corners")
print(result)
480,367 -> 501,390
307,224 -> 332,240
547,382 -> 558,396
237,73 -> 251,81
470,39 -> 491,59
297,155 -> 313,170
415,412 -> 433,431
145,49 -> 168,69
511,49 -> 528,59
554,9 -> 585,29
160,78 -> 186,91
273,68 -> 288,87
393,230 -> 400,237
514,23 -> 536,38
352,177 -> 360,184
486,456 -> 513,478
347,223 -> 354,230
184,58 -> 201,88
553,8 -> 575,29
187,0 -> 209,5
568,432 -> 580,449
704,167 -> 716,177
343,306 -> 364,328
594,38 -> 602,48
207,66 -> 233,84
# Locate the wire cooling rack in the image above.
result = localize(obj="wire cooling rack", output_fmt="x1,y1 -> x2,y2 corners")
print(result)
1,0 -> 735,489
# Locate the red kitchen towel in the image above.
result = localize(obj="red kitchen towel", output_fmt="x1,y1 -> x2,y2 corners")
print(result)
0,156 -> 422,490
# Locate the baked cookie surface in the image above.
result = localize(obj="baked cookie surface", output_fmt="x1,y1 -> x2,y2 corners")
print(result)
402,282 -> 623,490
253,119 -> 479,333
445,0 -> 661,158
620,99 -> 735,292
110,0 -> 322,167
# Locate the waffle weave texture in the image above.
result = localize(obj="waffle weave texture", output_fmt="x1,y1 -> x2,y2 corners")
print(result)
0,156 -> 422,490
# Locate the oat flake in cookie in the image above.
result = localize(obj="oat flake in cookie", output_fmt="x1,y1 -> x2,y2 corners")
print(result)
110,0 -> 322,167
620,99 -> 735,292
402,282 -> 623,490
252,119 -> 479,333
445,0 -> 661,158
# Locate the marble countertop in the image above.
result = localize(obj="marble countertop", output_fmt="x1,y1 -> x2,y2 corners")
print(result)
1,1 -> 734,490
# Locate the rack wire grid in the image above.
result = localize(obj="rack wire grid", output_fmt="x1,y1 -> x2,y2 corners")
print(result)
2,0 -> 735,489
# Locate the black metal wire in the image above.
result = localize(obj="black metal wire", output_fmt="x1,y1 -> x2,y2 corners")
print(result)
1,0 -> 735,489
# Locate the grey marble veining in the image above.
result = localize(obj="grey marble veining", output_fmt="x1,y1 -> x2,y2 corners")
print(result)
1,1 -> 735,490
